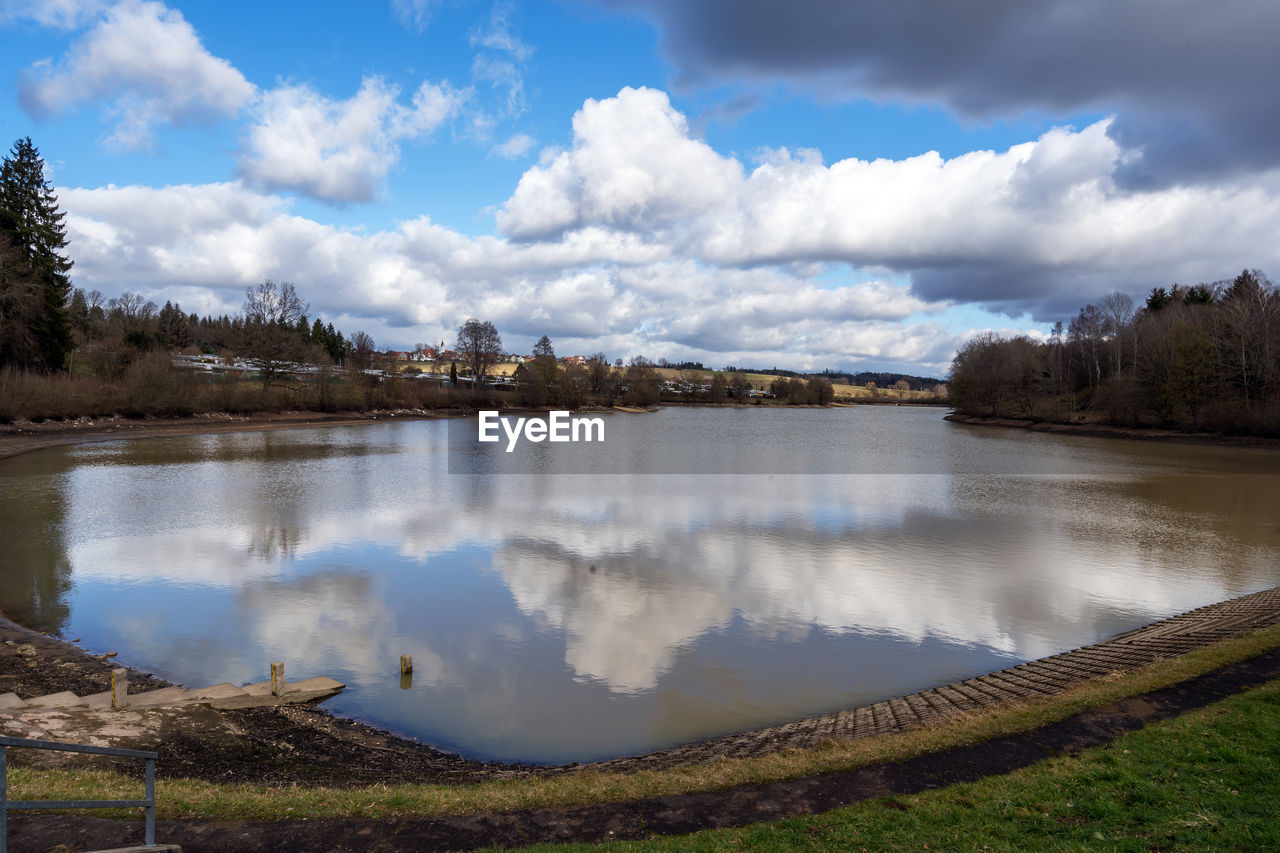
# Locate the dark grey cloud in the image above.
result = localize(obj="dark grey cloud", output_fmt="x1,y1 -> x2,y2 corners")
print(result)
601,0 -> 1280,184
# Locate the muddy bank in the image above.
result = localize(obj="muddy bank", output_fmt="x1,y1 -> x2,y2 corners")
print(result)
9,645 -> 1280,852
0,410 -> 459,463
0,405 -> 664,463
945,412 -> 1280,448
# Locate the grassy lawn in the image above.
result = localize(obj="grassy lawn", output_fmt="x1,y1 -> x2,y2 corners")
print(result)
527,676 -> 1280,852
6,623 -> 1280,828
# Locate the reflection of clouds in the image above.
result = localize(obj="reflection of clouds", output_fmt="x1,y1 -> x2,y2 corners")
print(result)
53,418 -> 1280,701
499,544 -> 731,693
69,526 -> 280,587
490,474 -> 1280,692
238,571 -> 448,690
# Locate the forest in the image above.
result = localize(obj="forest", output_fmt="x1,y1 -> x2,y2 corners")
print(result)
949,270 -> 1280,434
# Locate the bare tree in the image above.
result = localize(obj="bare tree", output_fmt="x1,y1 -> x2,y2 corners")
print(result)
243,279 -> 307,326
622,356 -> 660,405
585,352 -> 611,398
108,291 -> 158,337
242,279 -> 309,388
455,318 -> 502,384
709,373 -> 728,403
1069,304 -> 1106,388
349,331 -> 376,371
1098,291 -> 1135,375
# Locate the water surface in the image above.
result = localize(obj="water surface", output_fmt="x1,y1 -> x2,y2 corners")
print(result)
2,407 -> 1278,763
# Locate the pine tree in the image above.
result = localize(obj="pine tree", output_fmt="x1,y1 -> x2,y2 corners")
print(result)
0,137 -> 74,370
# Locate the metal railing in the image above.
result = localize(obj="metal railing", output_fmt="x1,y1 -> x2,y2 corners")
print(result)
0,735 -> 158,852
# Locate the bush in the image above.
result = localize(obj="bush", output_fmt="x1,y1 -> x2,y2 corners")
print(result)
121,353 -> 199,417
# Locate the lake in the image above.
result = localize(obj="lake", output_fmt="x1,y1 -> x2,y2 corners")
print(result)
2,407 -> 1279,764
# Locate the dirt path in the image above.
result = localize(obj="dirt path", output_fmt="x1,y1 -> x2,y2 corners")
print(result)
8,646 -> 1280,852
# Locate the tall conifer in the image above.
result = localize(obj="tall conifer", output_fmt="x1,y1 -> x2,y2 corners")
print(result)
0,137 -> 74,370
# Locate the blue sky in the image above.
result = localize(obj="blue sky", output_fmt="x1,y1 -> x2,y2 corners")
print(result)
3,0 -> 1279,375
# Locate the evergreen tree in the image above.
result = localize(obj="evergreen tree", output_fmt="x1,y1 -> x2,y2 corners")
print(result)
0,137 -> 74,370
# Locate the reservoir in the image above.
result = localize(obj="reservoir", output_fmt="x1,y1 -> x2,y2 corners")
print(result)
2,406 -> 1279,764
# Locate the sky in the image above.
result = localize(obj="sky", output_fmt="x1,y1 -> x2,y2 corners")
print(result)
2,0 -> 1279,377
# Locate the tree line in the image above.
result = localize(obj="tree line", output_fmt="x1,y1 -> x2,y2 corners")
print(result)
949,269 -> 1280,433
1,136 -> 852,419
0,137 -> 368,379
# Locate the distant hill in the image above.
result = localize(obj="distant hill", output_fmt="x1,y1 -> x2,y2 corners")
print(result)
723,366 -> 944,391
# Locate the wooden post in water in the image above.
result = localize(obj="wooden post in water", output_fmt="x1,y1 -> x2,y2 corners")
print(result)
111,667 -> 128,710
270,661 -> 285,697
400,654 -> 413,690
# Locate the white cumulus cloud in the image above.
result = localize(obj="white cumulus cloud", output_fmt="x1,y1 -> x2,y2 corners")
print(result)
497,87 -> 742,240
237,76 -> 465,203
492,133 -> 535,159
17,0 -> 255,149
0,0 -> 108,29
497,88 -> 1280,318
48,84 -> 1280,373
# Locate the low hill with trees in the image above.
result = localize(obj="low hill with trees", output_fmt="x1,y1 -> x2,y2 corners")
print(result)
949,270 -> 1280,434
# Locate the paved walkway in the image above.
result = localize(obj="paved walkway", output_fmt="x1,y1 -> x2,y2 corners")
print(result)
589,585 -> 1280,772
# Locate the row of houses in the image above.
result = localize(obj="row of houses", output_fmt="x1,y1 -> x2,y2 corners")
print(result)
382,349 -> 592,365
510,354 -> 588,365
661,379 -> 773,399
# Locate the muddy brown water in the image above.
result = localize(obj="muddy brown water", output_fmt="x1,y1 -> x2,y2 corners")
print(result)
2,407 -> 1279,763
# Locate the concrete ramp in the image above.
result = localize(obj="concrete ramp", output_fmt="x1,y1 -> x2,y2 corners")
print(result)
0,674 -> 344,713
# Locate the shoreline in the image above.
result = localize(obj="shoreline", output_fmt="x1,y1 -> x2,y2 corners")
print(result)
0,409 -> 456,462
944,411 -> 1280,448
3,585 -> 1279,785
0,607 -> 553,785
0,404 -> 664,463
0,401 -> 932,463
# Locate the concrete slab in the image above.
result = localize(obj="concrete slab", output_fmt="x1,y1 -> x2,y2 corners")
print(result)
205,676 -> 345,709
207,688 -> 343,709
81,691 -> 113,710
284,676 -> 345,694
27,691 -> 84,709
128,686 -> 192,708
0,692 -> 26,710
190,682 -> 246,701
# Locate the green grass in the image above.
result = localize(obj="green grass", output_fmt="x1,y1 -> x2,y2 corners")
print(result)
6,624 -> 1280,827
528,677 -> 1280,852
